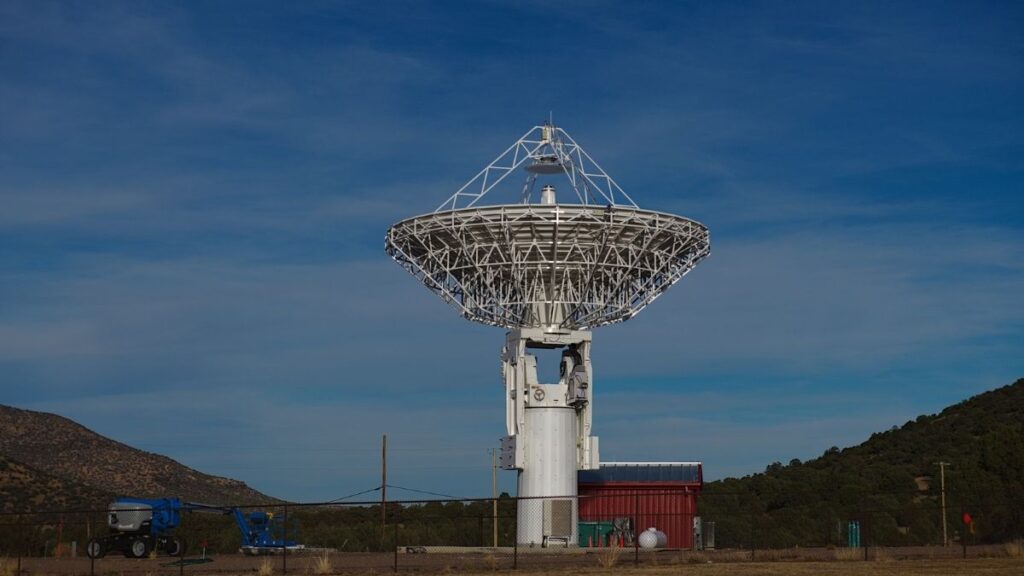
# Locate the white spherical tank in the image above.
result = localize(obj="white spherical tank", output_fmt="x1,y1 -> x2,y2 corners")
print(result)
638,528 -> 668,549
638,528 -> 658,549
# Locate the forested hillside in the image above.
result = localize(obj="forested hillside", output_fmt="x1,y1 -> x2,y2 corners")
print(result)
702,378 -> 1024,547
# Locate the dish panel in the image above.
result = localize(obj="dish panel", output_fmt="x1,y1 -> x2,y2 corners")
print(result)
385,204 -> 710,329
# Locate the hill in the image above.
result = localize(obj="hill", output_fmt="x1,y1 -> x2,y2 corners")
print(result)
0,454 -> 114,513
0,405 -> 275,512
701,378 -> 1024,547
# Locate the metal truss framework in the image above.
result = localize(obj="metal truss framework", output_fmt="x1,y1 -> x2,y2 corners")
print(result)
386,121 -> 712,545
385,205 -> 710,330
435,124 -> 637,211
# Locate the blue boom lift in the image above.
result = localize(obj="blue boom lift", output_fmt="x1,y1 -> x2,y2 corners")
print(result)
86,497 -> 302,559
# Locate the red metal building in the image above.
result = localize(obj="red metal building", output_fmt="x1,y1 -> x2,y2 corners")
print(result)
578,462 -> 703,549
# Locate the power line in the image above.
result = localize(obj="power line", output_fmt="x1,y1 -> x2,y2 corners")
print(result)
385,484 -> 465,500
324,486 -> 380,504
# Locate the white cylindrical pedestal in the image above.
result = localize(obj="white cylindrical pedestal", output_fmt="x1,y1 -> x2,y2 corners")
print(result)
517,405 -> 578,546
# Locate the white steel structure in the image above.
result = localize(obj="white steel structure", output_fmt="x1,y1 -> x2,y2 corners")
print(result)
385,122 -> 710,546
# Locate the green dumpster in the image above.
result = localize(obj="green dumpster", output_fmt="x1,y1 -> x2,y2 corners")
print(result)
578,521 -> 616,547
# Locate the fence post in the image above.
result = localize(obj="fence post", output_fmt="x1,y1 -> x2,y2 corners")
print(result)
633,490 -> 639,566
282,505 -> 288,575
750,512 -> 755,561
961,504 -> 967,559
513,497 -> 518,570
178,509 -> 184,576
89,513 -> 95,576
18,514 -> 23,576
862,513 -> 868,561
393,522 -> 399,573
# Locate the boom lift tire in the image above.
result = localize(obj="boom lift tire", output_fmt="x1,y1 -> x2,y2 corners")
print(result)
86,539 -> 105,559
163,537 -> 184,556
128,537 -> 150,559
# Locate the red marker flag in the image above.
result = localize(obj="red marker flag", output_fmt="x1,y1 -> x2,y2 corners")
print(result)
962,512 -> 977,534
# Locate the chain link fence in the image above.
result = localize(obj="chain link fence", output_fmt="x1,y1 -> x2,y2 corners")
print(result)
1,491 -> 1021,574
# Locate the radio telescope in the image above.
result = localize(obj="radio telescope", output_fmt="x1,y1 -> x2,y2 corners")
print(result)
385,122 -> 710,545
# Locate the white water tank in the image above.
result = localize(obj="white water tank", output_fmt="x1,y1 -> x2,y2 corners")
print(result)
638,527 -> 667,549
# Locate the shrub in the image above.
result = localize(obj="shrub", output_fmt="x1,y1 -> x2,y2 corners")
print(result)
312,550 -> 332,575
1005,539 -> 1023,558
596,546 -> 621,568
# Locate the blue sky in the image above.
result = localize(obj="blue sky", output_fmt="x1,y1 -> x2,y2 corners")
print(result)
1,1 -> 1022,502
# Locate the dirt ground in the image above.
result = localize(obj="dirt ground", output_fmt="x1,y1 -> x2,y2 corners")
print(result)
7,547 -> 1022,576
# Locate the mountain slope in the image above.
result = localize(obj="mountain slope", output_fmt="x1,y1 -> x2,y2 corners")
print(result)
702,378 -> 1024,546
0,454 -> 114,513
0,405 -> 274,511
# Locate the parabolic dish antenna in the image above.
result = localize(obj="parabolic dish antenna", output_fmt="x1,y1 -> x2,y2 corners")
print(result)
386,124 -> 710,330
385,121 -> 710,545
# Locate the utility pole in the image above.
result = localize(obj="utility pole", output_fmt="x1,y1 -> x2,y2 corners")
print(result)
381,434 -> 388,538
490,449 -> 498,547
937,461 -> 950,546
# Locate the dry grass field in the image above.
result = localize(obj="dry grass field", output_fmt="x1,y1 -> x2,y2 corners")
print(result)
4,547 -> 1022,576
502,559 -> 1022,576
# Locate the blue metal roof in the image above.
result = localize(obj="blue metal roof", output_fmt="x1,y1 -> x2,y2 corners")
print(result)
578,462 -> 702,484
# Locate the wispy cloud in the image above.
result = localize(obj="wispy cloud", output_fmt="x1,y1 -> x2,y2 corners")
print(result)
596,218 -> 1023,376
